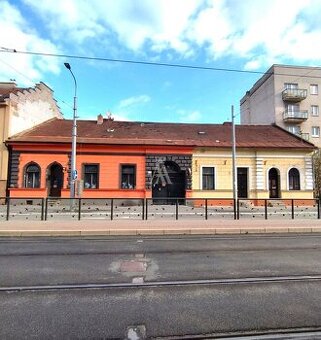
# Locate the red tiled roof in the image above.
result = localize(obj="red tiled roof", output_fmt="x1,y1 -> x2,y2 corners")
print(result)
7,118 -> 315,149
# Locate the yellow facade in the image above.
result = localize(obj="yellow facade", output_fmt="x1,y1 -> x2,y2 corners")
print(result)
0,102 -> 10,197
192,148 -> 314,200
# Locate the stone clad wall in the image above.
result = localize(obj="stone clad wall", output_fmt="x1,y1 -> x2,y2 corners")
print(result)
145,154 -> 192,190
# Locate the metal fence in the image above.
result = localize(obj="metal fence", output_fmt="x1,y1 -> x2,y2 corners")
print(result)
0,197 -> 320,221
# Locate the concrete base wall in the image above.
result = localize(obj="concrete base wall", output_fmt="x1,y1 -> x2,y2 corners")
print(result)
0,180 -> 6,198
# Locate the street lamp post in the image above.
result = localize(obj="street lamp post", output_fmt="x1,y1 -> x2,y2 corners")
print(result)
231,105 -> 237,219
64,63 -> 78,199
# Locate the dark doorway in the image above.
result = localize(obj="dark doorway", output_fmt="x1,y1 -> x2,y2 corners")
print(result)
48,163 -> 64,197
152,161 -> 186,204
237,167 -> 248,198
269,168 -> 280,198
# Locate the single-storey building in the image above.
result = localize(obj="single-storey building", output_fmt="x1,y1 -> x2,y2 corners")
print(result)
5,116 -> 315,202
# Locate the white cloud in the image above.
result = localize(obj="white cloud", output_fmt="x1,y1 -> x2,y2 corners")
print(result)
188,0 -> 321,67
112,94 -> 151,121
3,0 -> 321,81
0,1 -> 60,86
22,0 -> 202,52
118,95 -> 151,109
178,109 -> 202,122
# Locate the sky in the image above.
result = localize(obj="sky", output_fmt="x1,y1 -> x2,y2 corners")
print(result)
1,0 -> 321,124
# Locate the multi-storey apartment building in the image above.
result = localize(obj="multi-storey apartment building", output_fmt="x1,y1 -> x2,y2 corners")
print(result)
0,82 -> 62,197
240,64 -> 321,147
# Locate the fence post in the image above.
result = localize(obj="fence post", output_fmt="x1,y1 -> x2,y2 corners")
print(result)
205,199 -> 208,220
45,198 -> 48,220
237,199 -> 240,220
291,199 -> 294,220
6,197 -> 10,221
176,199 -> 178,220
41,198 -> 45,221
78,198 -> 81,220
265,200 -> 268,220
142,199 -> 145,220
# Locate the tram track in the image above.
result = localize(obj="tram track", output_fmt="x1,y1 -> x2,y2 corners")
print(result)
153,327 -> 321,339
2,274 -> 321,292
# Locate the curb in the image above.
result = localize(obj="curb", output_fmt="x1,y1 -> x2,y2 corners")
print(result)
0,227 -> 319,237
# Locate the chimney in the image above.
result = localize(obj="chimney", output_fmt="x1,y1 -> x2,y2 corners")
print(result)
97,114 -> 104,125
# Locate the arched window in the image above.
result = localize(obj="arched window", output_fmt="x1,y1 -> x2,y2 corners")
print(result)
24,163 -> 40,188
289,168 -> 300,190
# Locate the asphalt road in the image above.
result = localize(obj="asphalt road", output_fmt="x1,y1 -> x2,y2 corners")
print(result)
1,234 -> 321,338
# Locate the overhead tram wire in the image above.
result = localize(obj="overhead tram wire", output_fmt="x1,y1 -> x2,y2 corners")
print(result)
2,47 -> 321,79
0,55 -> 73,111
0,47 -> 266,75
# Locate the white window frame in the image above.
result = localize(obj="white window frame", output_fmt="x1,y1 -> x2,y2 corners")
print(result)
287,125 -> 301,135
311,105 -> 319,117
310,84 -> 318,95
284,83 -> 298,90
312,126 -> 320,137
286,104 -> 299,113
200,165 -> 216,190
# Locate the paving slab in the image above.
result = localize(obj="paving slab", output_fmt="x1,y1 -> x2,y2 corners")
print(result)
0,219 -> 320,237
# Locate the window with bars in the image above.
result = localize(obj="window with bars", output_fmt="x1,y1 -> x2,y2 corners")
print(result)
121,165 -> 136,189
288,168 -> 300,190
83,164 -> 99,189
202,166 -> 215,190
24,163 -> 40,188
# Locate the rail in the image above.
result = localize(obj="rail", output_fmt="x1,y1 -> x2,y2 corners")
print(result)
0,197 -> 320,221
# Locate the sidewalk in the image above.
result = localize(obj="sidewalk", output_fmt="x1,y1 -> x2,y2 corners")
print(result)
0,218 -> 320,237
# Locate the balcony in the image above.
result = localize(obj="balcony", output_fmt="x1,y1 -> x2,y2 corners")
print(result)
283,110 -> 308,122
282,88 -> 307,102
299,132 -> 310,141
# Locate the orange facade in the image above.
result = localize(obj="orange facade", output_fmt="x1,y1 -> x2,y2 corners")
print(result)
8,143 -> 193,199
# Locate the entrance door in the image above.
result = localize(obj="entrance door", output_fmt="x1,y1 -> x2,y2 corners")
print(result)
48,163 -> 64,197
237,167 -> 248,198
152,161 -> 186,204
269,168 -> 280,198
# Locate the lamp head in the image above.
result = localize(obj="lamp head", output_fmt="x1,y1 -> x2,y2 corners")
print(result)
64,62 -> 71,70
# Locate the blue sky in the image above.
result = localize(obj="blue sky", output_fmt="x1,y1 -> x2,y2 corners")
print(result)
1,0 -> 321,123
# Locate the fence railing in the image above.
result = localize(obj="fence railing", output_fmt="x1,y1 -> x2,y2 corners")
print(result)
0,197 -> 320,221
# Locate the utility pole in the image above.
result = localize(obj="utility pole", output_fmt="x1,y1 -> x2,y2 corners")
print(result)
64,63 -> 78,199
232,105 -> 237,218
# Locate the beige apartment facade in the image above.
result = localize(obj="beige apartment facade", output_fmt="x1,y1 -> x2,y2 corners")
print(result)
0,82 -> 62,197
240,64 -> 321,147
